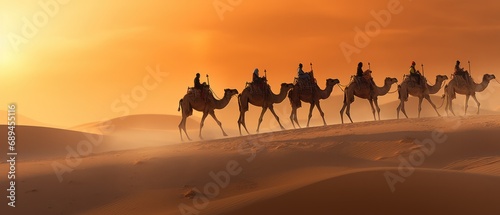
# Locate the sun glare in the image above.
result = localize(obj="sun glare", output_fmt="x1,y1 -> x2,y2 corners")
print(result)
0,37 -> 12,66
0,33 -> 20,69
0,14 -> 15,67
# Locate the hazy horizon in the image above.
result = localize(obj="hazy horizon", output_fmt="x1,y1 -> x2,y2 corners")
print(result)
1,0 -> 500,127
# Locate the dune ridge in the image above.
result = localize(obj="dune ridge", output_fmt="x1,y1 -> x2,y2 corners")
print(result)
1,115 -> 500,214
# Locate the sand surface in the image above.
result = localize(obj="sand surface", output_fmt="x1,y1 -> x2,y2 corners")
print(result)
1,115 -> 500,214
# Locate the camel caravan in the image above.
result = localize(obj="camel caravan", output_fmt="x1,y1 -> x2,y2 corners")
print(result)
178,61 -> 497,141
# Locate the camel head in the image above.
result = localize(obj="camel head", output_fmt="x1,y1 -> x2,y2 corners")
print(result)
224,88 -> 239,97
483,74 -> 496,82
436,75 -> 449,82
280,83 -> 295,90
384,77 -> 398,85
326,78 -> 340,86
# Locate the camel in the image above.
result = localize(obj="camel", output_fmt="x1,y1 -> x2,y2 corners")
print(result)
340,73 -> 398,124
288,78 -> 340,128
238,83 -> 294,135
397,75 -> 449,119
444,73 -> 496,116
178,88 -> 239,141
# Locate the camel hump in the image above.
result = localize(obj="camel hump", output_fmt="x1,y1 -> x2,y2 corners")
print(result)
351,75 -> 371,88
453,72 -> 471,81
407,75 -> 418,83
186,86 -> 212,101
249,82 -> 270,96
453,74 -> 473,88
296,76 -> 316,87
295,78 -> 317,95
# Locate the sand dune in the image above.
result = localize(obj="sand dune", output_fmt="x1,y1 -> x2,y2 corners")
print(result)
221,169 -> 500,215
0,125 -> 106,161
0,124 -> 185,161
2,115 -> 500,214
70,114 -> 200,134
0,110 -> 54,128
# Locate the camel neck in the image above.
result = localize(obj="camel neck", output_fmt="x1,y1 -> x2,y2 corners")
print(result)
376,82 -> 393,95
272,87 -> 289,103
475,78 -> 491,92
319,84 -> 335,99
214,94 -> 232,109
427,78 -> 446,94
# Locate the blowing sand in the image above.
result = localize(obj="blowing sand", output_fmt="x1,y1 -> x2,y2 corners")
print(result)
1,115 -> 500,215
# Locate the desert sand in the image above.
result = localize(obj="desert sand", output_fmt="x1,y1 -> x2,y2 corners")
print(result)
1,113 -> 500,215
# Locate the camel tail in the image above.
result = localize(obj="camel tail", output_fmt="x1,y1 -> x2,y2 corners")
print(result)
178,99 -> 183,112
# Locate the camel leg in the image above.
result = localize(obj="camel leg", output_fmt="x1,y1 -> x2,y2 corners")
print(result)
238,110 -> 250,135
289,107 -> 296,129
238,111 -> 244,135
448,95 -> 456,116
417,97 -> 424,118
464,95 -> 470,116
424,94 -> 441,117
444,92 -> 450,116
401,100 -> 409,119
444,92 -> 451,116
199,111 -> 209,140
396,100 -> 402,119
179,115 -> 191,142
178,118 -> 184,142
397,88 -> 407,119
269,105 -> 285,130
471,94 -> 481,115
307,102 -> 315,128
242,112 -> 250,135
179,126 -> 183,142
290,107 -> 301,129
346,102 -> 354,123
238,97 -> 250,135
340,103 -> 347,124
210,110 -> 227,137
316,101 -> 327,126
256,107 -> 268,133
374,97 -> 381,121
403,102 -> 409,119
178,117 -> 185,142
294,110 -> 301,128
237,98 -> 243,135
368,99 -> 376,121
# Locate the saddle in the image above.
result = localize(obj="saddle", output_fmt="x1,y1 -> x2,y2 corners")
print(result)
406,74 -> 425,87
453,72 -> 474,90
295,73 -> 317,93
187,86 -> 211,101
353,70 -> 373,86
247,81 -> 269,96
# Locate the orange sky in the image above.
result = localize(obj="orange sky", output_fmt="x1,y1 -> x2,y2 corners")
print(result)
1,0 -> 500,127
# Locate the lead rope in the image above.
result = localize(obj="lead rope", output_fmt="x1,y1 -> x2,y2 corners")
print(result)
337,84 -> 346,92
387,88 -> 399,94
210,88 -> 222,100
